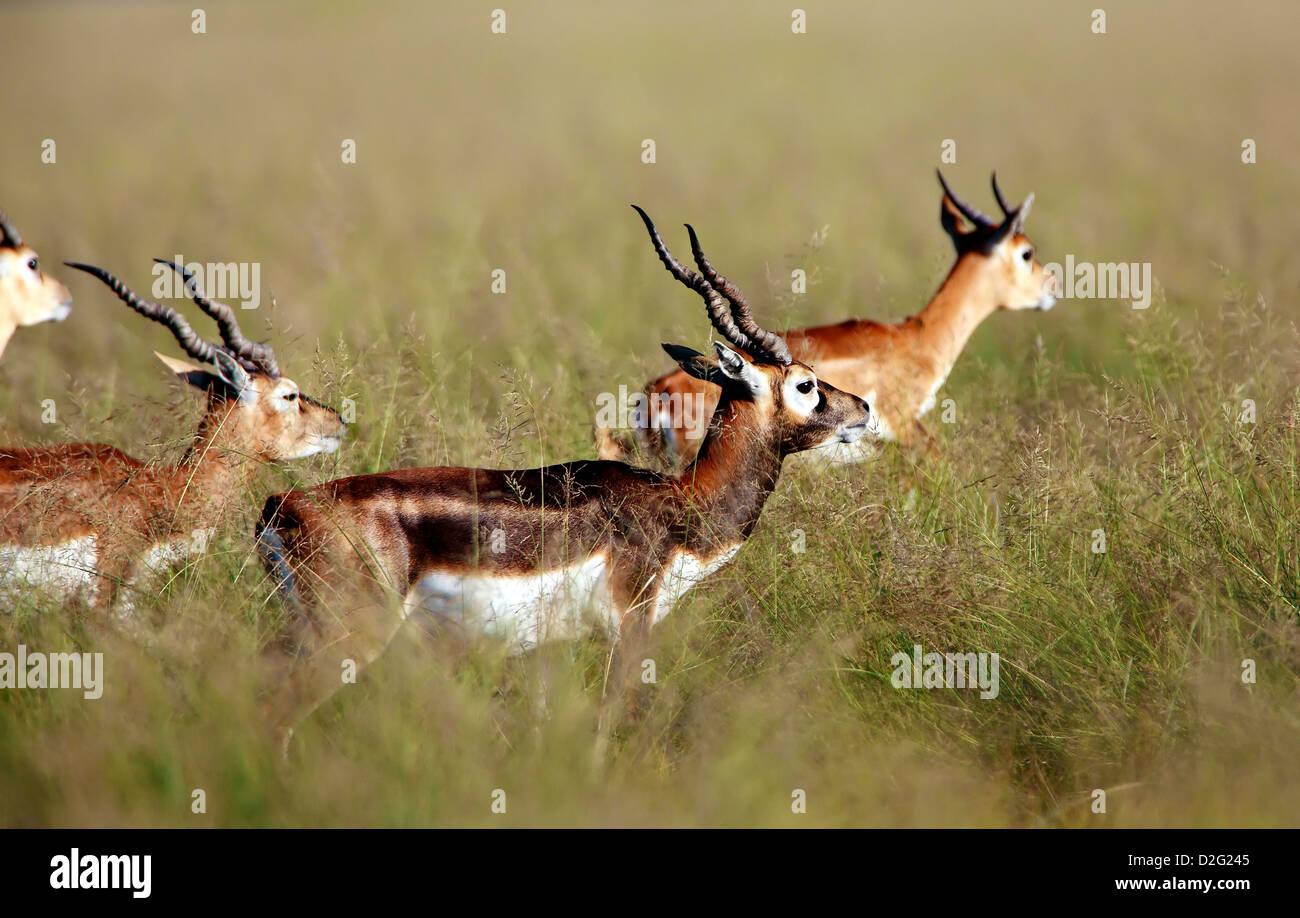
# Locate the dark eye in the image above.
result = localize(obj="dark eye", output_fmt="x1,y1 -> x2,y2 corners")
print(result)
26,257 -> 38,271
796,379 -> 815,394
284,391 -> 298,402
1021,248 -> 1033,263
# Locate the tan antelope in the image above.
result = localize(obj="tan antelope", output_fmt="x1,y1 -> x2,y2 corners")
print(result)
255,209 -> 874,733
0,210 -> 73,359
0,261 -> 347,612
597,172 -> 1056,467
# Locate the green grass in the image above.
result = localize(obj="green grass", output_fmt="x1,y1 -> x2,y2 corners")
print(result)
0,0 -> 1297,827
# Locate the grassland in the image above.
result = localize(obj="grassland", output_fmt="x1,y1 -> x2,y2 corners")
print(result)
0,0 -> 1297,827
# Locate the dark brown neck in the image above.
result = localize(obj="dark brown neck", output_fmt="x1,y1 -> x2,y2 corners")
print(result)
676,394 -> 784,542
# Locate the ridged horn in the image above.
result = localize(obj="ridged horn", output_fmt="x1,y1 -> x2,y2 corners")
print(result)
684,224 -> 790,365
936,170 -> 997,228
65,262 -> 223,366
154,259 -> 279,377
632,206 -> 790,365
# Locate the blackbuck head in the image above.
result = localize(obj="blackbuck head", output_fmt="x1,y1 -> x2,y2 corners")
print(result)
65,260 -> 347,462
632,206 -> 874,456
937,171 -> 1056,312
0,210 -> 73,356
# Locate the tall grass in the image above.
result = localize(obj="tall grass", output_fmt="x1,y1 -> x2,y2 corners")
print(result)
0,0 -> 1296,826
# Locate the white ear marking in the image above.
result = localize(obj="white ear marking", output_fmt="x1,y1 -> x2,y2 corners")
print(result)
712,342 -> 766,395
712,341 -> 745,374
1017,192 -> 1034,227
211,349 -> 256,404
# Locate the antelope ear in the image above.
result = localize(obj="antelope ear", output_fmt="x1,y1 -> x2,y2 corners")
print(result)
1014,192 -> 1034,229
155,351 -> 216,392
210,348 -> 256,404
662,343 -> 716,382
710,341 -> 766,395
155,350 -> 255,404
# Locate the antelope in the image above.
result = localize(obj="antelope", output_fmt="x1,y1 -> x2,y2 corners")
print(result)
597,172 -> 1056,467
0,210 -> 73,359
0,261 -> 347,612
255,208 -> 874,735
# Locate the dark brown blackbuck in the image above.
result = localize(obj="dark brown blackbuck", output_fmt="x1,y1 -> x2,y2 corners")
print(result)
256,207 -> 875,737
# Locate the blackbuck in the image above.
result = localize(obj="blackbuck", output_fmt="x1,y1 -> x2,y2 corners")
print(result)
256,208 -> 874,734
0,261 -> 346,612
597,172 -> 1056,467
0,210 -> 72,359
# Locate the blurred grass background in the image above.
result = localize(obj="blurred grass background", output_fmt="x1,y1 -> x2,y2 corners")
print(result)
0,0 -> 1297,826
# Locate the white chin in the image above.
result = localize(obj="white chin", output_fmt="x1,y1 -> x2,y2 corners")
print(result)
294,436 -> 341,459
804,436 -> 880,467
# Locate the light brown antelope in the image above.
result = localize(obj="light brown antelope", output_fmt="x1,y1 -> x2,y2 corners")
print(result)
256,209 -> 874,734
0,210 -> 73,359
0,261 -> 347,613
597,172 -> 1056,467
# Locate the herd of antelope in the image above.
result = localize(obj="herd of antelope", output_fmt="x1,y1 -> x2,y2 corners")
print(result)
0,172 -> 1057,745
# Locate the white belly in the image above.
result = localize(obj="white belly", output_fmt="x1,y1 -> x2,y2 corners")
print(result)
405,545 -> 743,654
915,373 -> 949,421
863,390 -> 896,442
651,546 -> 741,623
0,529 -> 214,611
0,537 -> 100,604
406,554 -> 616,654
121,529 -> 215,611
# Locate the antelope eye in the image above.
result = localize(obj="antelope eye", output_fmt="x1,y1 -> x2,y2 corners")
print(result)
1021,248 -> 1033,263
26,257 -> 38,271
796,379 -> 815,394
284,391 -> 298,402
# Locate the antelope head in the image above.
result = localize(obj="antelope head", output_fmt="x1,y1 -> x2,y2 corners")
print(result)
0,210 -> 72,356
937,171 -> 1056,311
65,260 -> 347,463
633,206 -> 875,457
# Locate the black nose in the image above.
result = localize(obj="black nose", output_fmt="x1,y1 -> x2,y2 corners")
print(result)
857,396 -> 870,414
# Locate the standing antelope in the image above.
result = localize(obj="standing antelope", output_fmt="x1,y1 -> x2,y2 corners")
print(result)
0,261 -> 347,612
0,210 -> 73,359
598,172 -> 1056,467
256,208 -> 874,733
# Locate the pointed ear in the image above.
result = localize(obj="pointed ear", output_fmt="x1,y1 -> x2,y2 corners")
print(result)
1015,192 -> 1034,228
210,348 -> 256,404
155,349 -> 254,404
710,341 -> 766,395
155,351 -> 219,394
662,343 -> 718,383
